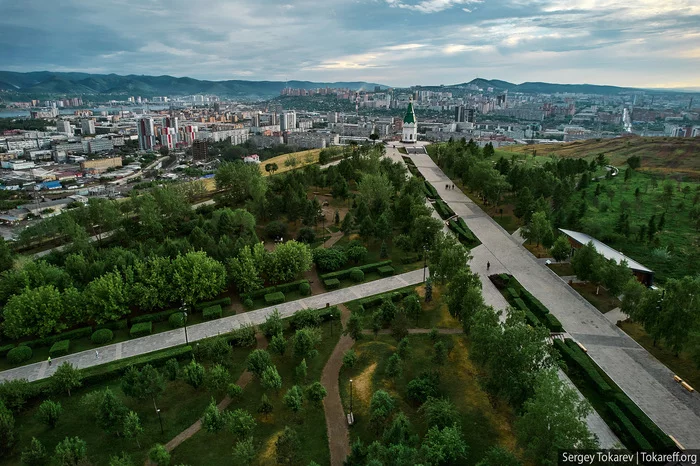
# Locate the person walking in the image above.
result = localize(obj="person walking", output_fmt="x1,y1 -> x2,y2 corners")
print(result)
95,350 -> 99,359
487,261 -> 491,271
47,356 -> 51,366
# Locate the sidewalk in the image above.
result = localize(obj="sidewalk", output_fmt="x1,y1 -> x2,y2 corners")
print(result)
0,269 -> 425,384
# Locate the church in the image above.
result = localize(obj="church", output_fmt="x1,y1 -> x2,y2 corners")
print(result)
401,99 -> 417,143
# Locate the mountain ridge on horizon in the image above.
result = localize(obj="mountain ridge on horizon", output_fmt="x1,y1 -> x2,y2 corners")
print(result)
0,70 -> 695,99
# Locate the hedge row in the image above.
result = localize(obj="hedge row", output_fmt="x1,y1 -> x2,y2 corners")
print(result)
319,260 -> 392,281
96,319 -> 128,331
448,219 -> 479,246
506,278 -> 563,333
264,292 -> 285,305
0,344 -> 15,358
357,289 -> 417,310
555,339 -> 612,396
91,329 -> 114,345
130,308 -> 179,325
194,297 -> 232,311
49,340 -> 70,358
613,393 -> 677,451
7,346 -> 32,364
203,305 -> 222,321
507,287 -> 520,298
241,280 -> 309,301
130,322 -> 153,338
378,265 -> 395,277
324,278 -> 340,289
433,200 -> 455,219
423,181 -> 438,199
20,327 -> 93,349
606,402 -> 654,451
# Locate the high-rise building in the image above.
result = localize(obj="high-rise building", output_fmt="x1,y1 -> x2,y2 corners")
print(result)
280,111 -> 297,131
183,125 -> 198,144
160,127 -> 177,149
455,105 -> 465,122
252,113 -> 261,127
192,140 -> 208,160
138,117 -> 156,151
81,119 -> 95,135
57,120 -> 72,135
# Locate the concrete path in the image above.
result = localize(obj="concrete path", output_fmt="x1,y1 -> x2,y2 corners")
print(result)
321,304 -> 354,466
409,153 -> 700,448
0,270 -> 425,384
605,308 -> 629,325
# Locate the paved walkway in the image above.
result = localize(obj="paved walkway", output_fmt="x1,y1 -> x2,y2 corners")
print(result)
410,153 -> 700,448
0,270 -> 425,384
605,308 -> 629,324
321,304 -> 354,466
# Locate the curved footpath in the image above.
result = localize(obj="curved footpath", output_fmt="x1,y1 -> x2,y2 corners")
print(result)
0,269 -> 425,384
406,149 -> 700,448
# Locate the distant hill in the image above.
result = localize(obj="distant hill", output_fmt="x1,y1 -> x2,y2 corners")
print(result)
454,78 -> 645,95
0,71 -> 386,99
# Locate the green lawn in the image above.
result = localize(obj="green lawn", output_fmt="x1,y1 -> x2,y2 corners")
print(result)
547,262 -> 575,277
171,320 -> 340,466
338,334 -> 519,465
6,346 -> 250,465
570,282 -> 621,313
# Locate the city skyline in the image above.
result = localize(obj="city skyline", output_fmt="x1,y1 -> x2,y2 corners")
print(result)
1,0 -> 699,89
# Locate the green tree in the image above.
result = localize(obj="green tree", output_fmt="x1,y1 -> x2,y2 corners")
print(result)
206,364 -> 231,393
148,444 -> 170,466
109,453 -> 135,466
122,411 -> 144,448
266,240 -> 313,284
550,235 -> 571,262
53,437 -> 87,466
0,401 -> 16,457
0,238 -> 14,273
445,267 -> 484,334
120,364 -> 165,404
432,341 -> 448,366
429,233 -> 469,284
171,251 -> 227,306
418,397 -> 460,429
216,161 -> 267,206
202,399 -> 226,433
276,426 -> 301,465
341,212 -> 354,234
37,400 -> 62,428
305,382 -> 328,405
293,327 -> 322,359
258,394 -> 274,415
516,369 -> 597,465
232,436 -> 256,465
369,390 -> 395,432
283,386 -> 304,414
295,359 -> 308,383
83,271 -> 130,323
420,423 -> 468,465
343,349 -> 358,368
602,259 -> 632,296
226,409 -> 256,439
345,312 -> 363,341
183,360 -> 206,389
397,338 -> 410,359
228,245 -> 264,294
358,174 -> 394,216
2,285 -> 65,339
246,349 -> 272,378
522,211 -> 551,246
261,309 -> 284,338
261,365 -> 283,393
21,437 -> 48,466
97,388 -> 127,435
51,362 -> 82,397
657,276 -> 700,356
571,242 -> 601,282
270,333 -> 287,356
385,353 -> 403,378
476,446 -> 521,466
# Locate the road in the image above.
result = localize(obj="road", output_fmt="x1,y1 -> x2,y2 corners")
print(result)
405,149 -> 700,448
0,269 -> 425,383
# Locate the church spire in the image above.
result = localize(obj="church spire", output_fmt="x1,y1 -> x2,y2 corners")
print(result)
403,98 -> 416,125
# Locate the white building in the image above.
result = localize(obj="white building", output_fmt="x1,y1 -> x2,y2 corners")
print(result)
401,100 -> 418,143
81,119 -> 96,135
56,120 -> 72,135
280,111 -> 297,131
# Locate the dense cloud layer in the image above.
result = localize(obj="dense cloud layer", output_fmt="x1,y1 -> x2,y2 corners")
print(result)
1,0 -> 698,88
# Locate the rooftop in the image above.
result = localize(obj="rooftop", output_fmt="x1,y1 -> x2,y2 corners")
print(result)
403,101 -> 416,125
558,228 -> 653,274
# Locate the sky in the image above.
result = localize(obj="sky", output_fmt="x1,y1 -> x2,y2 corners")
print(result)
1,0 -> 699,88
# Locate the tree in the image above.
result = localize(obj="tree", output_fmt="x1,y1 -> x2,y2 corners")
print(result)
51,362 -> 82,397
261,365 -> 283,393
516,370 -> 597,465
261,309 -> 284,338
379,240 -> 389,259
37,400 -> 62,428
53,437 -> 87,466
258,394 -> 274,415
432,341 -> 448,366
346,312 -> 363,341
148,444 -> 171,466
571,242 -> 602,283
228,245 -> 264,294
109,453 -> 135,466
0,238 -> 14,273
419,397 -> 460,429
294,328 -> 322,359
420,423 -> 468,465
602,259 -> 632,296
270,333 -> 287,356
266,241 -> 313,284
429,233 -> 469,284
97,388 -> 128,435
3,285 -> 66,339
265,162 -> 279,176
397,338 -> 410,359
657,276 -> 700,356
183,360 -> 206,389
83,271 -> 131,323
276,426 -> 301,465
341,211 -> 354,234
171,251 -> 227,305
369,390 -> 395,432
385,353 -> 402,378
343,349 -> 358,368
284,386 -> 304,414
358,174 -> 394,216
202,399 -> 226,433
425,278 -> 433,303
391,311 -> 410,342
21,437 -> 48,466
0,401 -> 16,457
122,411 -> 144,448
247,349 -> 272,378
476,447 -> 521,466
121,364 -> 165,404
522,211 -> 551,247
445,267 -> 484,334
226,409 -> 256,439
232,436 -> 256,465
305,382 -> 328,405
295,359 -> 308,383
550,235 -> 571,262
216,161 -> 267,206
206,364 -> 231,393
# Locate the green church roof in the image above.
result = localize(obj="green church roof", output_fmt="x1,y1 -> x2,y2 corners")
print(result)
403,101 -> 416,124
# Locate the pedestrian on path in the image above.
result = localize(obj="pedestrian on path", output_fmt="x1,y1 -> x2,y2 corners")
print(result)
487,261 -> 490,271
95,350 -> 99,359
47,356 -> 51,366
452,184 -> 455,190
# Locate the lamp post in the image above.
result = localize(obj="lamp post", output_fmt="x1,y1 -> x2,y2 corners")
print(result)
349,379 -> 353,413
183,311 -> 189,345
156,408 -> 164,434
423,245 -> 428,282
330,311 -> 334,337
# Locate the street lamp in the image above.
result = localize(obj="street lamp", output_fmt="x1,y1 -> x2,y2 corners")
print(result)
423,245 -> 429,282
156,408 -> 164,434
330,311 -> 334,337
349,379 -> 353,413
183,311 -> 189,345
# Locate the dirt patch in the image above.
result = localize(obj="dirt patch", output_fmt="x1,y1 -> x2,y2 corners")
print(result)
350,362 -> 377,408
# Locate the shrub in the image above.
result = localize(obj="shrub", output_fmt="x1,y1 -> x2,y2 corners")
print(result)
312,247 -> 347,272
228,383 -> 243,399
203,305 -> 222,321
349,268 -> 364,283
194,297 -> 232,311
290,308 -> 321,329
606,402 -> 653,451
229,324 -> 257,347
555,340 -> 611,396
343,350 -> 357,368
264,292 -> 285,305
0,344 -> 16,358
95,319 -> 127,331
7,346 -> 32,364
130,322 -> 153,338
324,278 -> 341,289
406,371 -> 440,404
507,287 -> 520,299
164,358 -> 179,380
243,298 -> 254,309
613,394 -> 677,450
377,266 -> 395,277
297,227 -> 316,244
21,327 -> 93,349
168,312 -> 186,328
299,281 -> 311,296
91,329 -> 114,345
130,309 -> 179,325
265,221 -> 287,240
544,313 -> 564,332
276,280 -> 309,294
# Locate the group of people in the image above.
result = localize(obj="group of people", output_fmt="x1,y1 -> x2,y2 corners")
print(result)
444,184 -> 456,190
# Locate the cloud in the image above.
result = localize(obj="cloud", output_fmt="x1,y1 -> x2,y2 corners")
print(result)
385,0 -> 482,13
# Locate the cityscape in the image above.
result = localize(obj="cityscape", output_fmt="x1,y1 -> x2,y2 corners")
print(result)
0,1 -> 700,465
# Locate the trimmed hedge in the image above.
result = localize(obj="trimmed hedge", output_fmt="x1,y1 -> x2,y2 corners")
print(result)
130,308 -> 179,325
169,312 -> 186,328
324,278 -> 341,289
357,289 -> 417,309
0,344 -> 15,358
193,297 -> 232,311
290,306 -> 340,330
241,280 -> 309,301
434,200 -> 455,219
448,219 -> 479,246
319,260 -> 393,281
613,393 -> 677,451
21,327 -> 93,349
264,292 -> 285,305
606,402 -> 653,451
91,329 -> 114,345
507,287 -> 520,299
96,319 -> 127,331
203,305 -> 222,321
544,313 -> 564,332
130,322 -> 153,338
49,340 -> 70,358
377,265 -> 395,277
349,268 -> 364,283
400,254 -> 420,264
555,339 -> 612,396
299,281 -> 311,296
423,181 -> 438,199
7,345 -> 32,364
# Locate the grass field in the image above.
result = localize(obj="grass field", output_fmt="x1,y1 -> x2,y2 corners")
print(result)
171,321 -> 340,466
259,149 -> 321,176
338,334 -> 518,465
547,262 -> 575,277
570,282 -> 621,313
